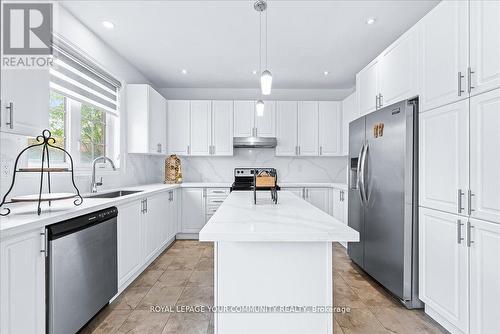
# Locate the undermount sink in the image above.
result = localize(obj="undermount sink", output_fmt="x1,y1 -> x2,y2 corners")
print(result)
85,190 -> 143,198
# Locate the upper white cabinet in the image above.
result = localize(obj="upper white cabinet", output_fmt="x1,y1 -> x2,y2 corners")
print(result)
212,101 -> 234,156
127,84 -> 167,154
233,100 -> 275,137
318,101 -> 342,156
167,100 -> 233,156
469,0 -> 500,97
419,99 -> 469,216
341,92 -> 358,156
1,229 -> 46,334
420,0 -> 469,112
297,101 -> 319,156
419,208 -> 468,334
469,88 -> 500,224
0,69 -> 49,137
276,101 -> 298,156
190,100 -> 212,156
356,59 -> 380,116
167,100 -> 190,155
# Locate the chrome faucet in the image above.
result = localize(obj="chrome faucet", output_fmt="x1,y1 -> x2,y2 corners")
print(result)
91,156 -> 116,193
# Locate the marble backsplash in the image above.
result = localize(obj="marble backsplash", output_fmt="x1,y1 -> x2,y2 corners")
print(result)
180,148 -> 348,184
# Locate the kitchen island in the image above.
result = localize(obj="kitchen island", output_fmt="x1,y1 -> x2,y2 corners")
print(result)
199,191 -> 359,334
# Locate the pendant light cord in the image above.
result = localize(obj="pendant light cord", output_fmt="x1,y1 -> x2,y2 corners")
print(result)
259,11 -> 262,74
265,5 -> 268,69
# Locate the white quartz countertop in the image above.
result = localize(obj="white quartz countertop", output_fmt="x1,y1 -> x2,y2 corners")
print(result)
199,191 -> 359,242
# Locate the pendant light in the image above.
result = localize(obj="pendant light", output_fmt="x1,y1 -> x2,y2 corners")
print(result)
255,0 -> 272,95
256,100 -> 265,117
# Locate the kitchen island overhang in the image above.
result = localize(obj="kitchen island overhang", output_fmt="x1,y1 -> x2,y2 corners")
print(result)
199,191 -> 359,334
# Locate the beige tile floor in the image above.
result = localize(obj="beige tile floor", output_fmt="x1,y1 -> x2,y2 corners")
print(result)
81,241 -> 447,334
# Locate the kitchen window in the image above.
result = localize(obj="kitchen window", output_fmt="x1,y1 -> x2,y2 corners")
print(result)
29,35 -> 122,170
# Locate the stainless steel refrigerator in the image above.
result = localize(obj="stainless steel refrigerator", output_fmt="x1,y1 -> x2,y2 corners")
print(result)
348,98 -> 422,309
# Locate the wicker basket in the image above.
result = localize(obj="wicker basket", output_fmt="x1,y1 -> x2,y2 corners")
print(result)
165,155 -> 182,184
256,171 -> 276,188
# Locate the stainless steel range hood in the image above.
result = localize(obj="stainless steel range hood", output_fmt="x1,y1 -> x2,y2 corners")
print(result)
233,137 -> 277,148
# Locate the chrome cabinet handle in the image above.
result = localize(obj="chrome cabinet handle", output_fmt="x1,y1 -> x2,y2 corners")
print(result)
458,72 -> 465,96
457,189 -> 464,213
468,67 -> 475,93
375,95 -> 379,109
457,219 -> 464,244
319,146 -> 323,156
212,190 -> 225,194
468,190 -> 475,216
141,200 -> 144,213
378,93 -> 383,108
157,143 -> 162,153
144,199 -> 148,213
295,146 -> 298,156
211,200 -> 224,203
6,102 -> 13,129
40,231 -> 48,257
298,146 -> 301,156
187,145 -> 191,155
467,221 -> 474,247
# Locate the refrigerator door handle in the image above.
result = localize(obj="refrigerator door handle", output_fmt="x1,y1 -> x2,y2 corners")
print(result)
360,142 -> 368,204
357,144 -> 366,204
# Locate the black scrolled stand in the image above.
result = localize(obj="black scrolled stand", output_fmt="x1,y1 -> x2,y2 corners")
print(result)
0,129 -> 83,216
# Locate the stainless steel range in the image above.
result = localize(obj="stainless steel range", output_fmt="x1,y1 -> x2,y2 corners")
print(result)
230,168 -> 281,192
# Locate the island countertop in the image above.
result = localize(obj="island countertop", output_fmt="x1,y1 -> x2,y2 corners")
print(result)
199,191 -> 359,242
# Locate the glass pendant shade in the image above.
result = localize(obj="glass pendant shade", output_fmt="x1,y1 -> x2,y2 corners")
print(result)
256,100 -> 265,117
260,70 -> 272,95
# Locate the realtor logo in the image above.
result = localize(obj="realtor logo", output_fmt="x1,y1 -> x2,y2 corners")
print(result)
3,3 -> 52,55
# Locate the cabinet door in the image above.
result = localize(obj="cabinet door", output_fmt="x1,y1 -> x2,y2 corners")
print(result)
117,200 -> 143,287
0,229 -> 45,334
356,59 -> 379,116
305,188 -> 331,214
181,188 -> 206,233
276,101 -> 298,156
255,100 -> 275,137
418,208 -> 468,333
379,27 -> 418,106
420,0 -> 468,112
212,100 -> 233,156
469,0 -> 500,97
190,100 -> 212,156
469,218 -> 500,334
419,100 -> 469,215
167,190 -> 179,240
0,69 -> 49,137
342,92 -> 358,156
167,100 -> 190,155
282,187 -> 304,199
332,189 -> 344,221
233,100 -> 254,137
298,101 -> 319,156
148,87 -> 167,154
318,101 -> 342,156
470,89 -> 500,224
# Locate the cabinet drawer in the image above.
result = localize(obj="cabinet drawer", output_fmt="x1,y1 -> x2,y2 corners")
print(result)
206,188 -> 230,196
206,207 -> 218,215
207,198 -> 226,206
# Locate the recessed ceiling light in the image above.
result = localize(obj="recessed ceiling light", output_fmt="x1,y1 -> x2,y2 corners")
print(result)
102,20 -> 115,29
181,69 -> 187,74
324,71 -> 330,76
252,70 -> 257,75
366,17 -> 376,25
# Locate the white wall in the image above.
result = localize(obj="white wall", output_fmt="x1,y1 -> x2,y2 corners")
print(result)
160,88 -> 353,101
181,148 -> 347,184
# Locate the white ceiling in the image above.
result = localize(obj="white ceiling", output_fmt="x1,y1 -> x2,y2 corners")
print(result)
61,0 -> 439,90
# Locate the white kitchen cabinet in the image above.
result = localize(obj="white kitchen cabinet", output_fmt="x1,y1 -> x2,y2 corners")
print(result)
282,187 -> 304,198
0,229 -> 45,334
419,100 -> 469,216
167,189 -> 180,240
276,101 -> 298,156
233,100 -> 275,137
143,192 -> 169,264
470,88 -> 500,224
212,101 -> 234,156
167,100 -> 190,155
127,84 -> 167,154
332,188 -> 346,223
378,26 -> 419,107
117,200 -> 143,287
190,100 -> 212,156
420,0 -> 469,112
419,208 -> 468,334
341,92 -> 358,156
0,69 -> 49,137
181,188 -> 206,233
298,101 -> 319,156
318,101 -> 342,156
205,188 -> 230,221
304,188 -> 331,215
469,0 -> 500,97
233,100 -> 254,137
356,59 -> 379,116
469,218 -> 500,334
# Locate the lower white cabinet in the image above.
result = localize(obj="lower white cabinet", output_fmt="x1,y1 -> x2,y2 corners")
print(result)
0,229 -> 46,334
332,188 -> 346,223
181,188 -> 206,233
143,192 -> 170,263
305,188 -> 331,215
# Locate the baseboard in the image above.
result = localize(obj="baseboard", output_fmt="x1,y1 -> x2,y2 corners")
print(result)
176,233 -> 199,240
424,305 -> 466,334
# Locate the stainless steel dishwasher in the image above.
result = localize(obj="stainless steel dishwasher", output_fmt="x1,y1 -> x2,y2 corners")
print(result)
47,207 -> 118,334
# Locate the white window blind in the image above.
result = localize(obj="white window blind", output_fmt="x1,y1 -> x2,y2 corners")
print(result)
50,35 -> 121,115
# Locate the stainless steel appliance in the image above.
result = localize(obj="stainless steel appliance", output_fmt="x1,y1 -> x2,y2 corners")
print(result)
230,167 -> 281,192
233,137 -> 277,148
348,99 -> 421,309
47,207 -> 118,334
